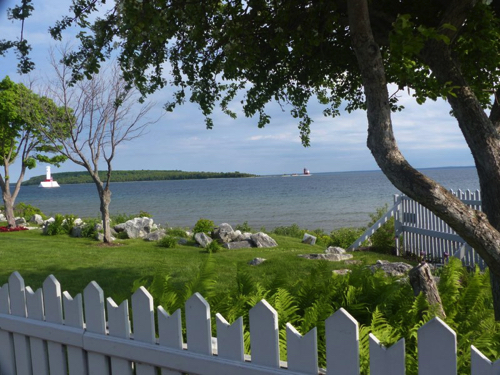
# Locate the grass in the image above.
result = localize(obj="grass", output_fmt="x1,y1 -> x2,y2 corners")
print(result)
0,227 -> 407,304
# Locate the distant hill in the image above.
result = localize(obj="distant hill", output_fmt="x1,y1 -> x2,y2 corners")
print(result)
23,170 -> 256,185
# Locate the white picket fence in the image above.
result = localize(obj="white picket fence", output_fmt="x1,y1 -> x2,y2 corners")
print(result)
350,189 -> 485,269
0,272 -> 498,374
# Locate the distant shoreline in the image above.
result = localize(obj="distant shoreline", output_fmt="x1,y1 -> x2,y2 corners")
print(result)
22,170 -> 257,186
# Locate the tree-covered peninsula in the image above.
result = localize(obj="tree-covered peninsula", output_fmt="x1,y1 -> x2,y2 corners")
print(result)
23,170 -> 256,185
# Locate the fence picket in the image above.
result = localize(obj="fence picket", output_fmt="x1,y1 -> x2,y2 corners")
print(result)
9,272 -> 32,375
369,334 -> 405,375
216,314 -> 244,362
471,345 -> 500,374
185,292 -> 212,356
0,283 -> 16,375
418,317 -> 456,375
249,300 -> 280,368
107,298 -> 133,375
326,307 -> 359,375
286,323 -> 318,374
84,281 -> 109,375
158,307 -> 183,375
43,275 -> 68,375
25,286 -> 49,375
63,291 -> 87,375
132,287 -> 157,375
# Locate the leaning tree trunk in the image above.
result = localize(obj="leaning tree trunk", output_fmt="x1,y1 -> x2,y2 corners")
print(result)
2,191 -> 16,228
348,0 -> 500,319
98,188 -> 112,243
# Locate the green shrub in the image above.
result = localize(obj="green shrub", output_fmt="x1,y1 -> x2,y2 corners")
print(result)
368,204 -> 395,253
80,218 -> 101,238
139,210 -> 152,218
62,215 -> 77,234
193,218 -> 214,234
167,228 -> 188,238
13,202 -> 47,220
158,235 -> 177,248
329,227 -> 364,249
272,223 -> 304,238
45,214 -> 65,236
235,221 -> 253,233
206,240 -> 222,254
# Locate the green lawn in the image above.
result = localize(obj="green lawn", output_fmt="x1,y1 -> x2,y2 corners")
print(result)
0,228 -> 405,303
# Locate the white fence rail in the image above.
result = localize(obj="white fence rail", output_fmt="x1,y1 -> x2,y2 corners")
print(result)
350,189 -> 485,269
0,271 -> 497,374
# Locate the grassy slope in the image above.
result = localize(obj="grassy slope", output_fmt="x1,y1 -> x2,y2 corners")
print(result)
0,229 -> 405,303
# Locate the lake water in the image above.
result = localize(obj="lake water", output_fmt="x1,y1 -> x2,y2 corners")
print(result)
15,167 -> 480,232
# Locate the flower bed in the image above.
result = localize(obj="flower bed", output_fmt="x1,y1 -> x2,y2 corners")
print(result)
0,226 -> 29,233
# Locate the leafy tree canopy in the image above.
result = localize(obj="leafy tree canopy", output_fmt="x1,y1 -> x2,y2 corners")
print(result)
46,1 -> 500,145
0,76 -> 67,171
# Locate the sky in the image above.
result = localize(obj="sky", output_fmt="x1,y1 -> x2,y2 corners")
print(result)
0,0 -> 476,180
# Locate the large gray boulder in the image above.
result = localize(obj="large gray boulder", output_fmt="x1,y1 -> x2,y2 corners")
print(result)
223,240 -> 253,249
298,253 -> 353,261
238,232 -> 253,241
29,214 -> 44,225
369,260 -> 413,277
325,246 -> 346,254
194,232 -> 213,248
114,217 -> 155,239
302,233 -> 317,245
0,211 -> 5,221
250,232 -> 278,248
15,217 -> 27,227
213,223 -> 234,243
144,229 -> 166,242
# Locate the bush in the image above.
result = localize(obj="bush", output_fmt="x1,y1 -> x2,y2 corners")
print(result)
235,221 -> 253,233
367,204 -> 395,253
206,240 -> 222,254
44,214 -> 65,236
80,218 -> 101,238
329,227 -> 364,249
193,218 -> 214,234
13,202 -> 47,220
111,213 -> 135,225
272,223 -> 304,238
167,228 -> 188,238
62,215 -> 77,234
158,235 -> 177,248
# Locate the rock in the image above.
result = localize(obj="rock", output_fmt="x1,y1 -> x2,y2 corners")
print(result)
333,269 -> 351,275
194,232 -> 213,248
15,217 -> 27,227
302,233 -> 317,245
298,253 -> 353,261
236,232 -> 252,241
223,240 -> 253,249
0,212 -> 5,221
74,218 -> 83,226
29,214 -> 44,225
44,217 -> 55,225
113,217 -> 155,239
110,227 -> 118,236
229,230 -> 242,242
178,238 -> 188,245
248,258 -> 266,266
71,225 -> 84,238
369,260 -> 413,277
144,230 -> 166,241
250,232 -> 278,248
325,246 -> 346,254
213,223 -> 234,243
95,222 -> 103,232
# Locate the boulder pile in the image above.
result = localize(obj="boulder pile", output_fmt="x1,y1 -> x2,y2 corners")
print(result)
194,223 -> 278,249
114,217 -> 157,239
298,246 -> 354,262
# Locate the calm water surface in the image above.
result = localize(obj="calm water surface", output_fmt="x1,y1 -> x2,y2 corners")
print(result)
15,167 -> 480,232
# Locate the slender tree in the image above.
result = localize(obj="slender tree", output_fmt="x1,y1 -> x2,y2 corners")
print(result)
0,76 -> 66,227
43,51 -> 156,243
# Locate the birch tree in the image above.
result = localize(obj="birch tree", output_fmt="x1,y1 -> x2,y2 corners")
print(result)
44,53 -> 156,243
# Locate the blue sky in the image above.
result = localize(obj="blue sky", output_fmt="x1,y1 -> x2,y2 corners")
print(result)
1,0 -> 475,179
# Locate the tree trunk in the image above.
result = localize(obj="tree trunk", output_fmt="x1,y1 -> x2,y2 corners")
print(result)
99,188 -> 112,243
2,191 -> 16,228
409,263 -> 446,319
